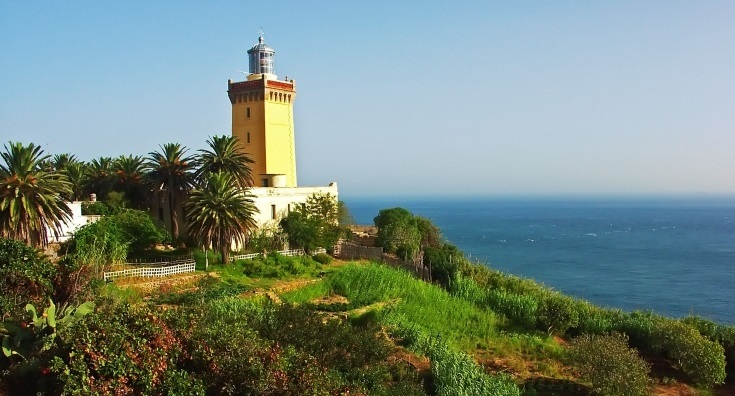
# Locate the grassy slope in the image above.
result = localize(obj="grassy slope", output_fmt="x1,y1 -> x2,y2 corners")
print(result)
128,257 -> 729,396
281,263 -> 571,387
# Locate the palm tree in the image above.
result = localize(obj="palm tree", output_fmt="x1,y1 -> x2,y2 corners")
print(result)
62,161 -> 87,201
194,135 -> 254,189
83,157 -> 115,201
146,143 -> 195,241
52,153 -> 79,171
112,155 -> 147,209
186,172 -> 258,264
0,142 -> 72,247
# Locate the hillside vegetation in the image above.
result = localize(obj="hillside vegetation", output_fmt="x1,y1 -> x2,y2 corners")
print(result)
3,238 -> 735,395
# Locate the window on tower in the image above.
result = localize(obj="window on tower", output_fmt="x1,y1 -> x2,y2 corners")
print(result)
246,107 -> 251,118
247,132 -> 251,144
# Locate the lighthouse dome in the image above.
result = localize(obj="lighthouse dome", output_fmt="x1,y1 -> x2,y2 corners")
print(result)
247,34 -> 276,77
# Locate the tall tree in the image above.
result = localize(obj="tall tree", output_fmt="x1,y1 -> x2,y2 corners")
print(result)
51,153 -> 79,171
185,172 -> 258,264
280,193 -> 345,254
0,142 -> 72,247
112,155 -> 147,209
83,157 -> 115,201
373,207 -> 421,261
146,143 -> 195,241
338,200 -> 356,226
194,135 -> 254,189
62,161 -> 87,202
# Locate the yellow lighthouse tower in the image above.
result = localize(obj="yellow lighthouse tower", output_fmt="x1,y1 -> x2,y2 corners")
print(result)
228,34 -> 297,187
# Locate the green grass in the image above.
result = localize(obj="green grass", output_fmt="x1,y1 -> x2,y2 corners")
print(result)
154,277 -> 250,305
382,315 -> 521,396
326,263 -> 502,350
280,280 -> 330,303
281,262 -> 569,382
99,282 -> 143,304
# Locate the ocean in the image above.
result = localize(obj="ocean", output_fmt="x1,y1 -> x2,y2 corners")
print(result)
346,197 -> 735,325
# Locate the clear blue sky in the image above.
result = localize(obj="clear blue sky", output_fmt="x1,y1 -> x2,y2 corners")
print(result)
1,1 -> 733,199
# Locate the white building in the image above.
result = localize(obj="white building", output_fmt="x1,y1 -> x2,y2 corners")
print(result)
50,202 -> 101,243
249,183 -> 338,229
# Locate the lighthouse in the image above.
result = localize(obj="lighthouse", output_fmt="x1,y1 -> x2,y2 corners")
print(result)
228,33 -> 298,188
226,33 -> 338,227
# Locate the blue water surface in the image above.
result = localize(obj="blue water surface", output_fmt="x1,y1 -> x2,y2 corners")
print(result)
346,197 -> 735,324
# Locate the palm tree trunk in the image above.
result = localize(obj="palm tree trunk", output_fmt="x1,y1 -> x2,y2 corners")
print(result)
168,190 -> 179,240
220,236 -> 230,264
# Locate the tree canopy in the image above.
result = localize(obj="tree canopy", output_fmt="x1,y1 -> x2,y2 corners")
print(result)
146,143 -> 196,241
185,172 -> 258,264
0,142 -> 72,247
373,207 -> 446,263
280,193 -> 345,254
194,135 -> 254,190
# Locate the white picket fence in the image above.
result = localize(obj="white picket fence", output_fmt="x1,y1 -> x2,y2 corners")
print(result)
103,261 -> 196,282
230,247 -> 326,261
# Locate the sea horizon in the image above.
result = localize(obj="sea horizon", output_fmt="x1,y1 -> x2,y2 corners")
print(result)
342,193 -> 735,206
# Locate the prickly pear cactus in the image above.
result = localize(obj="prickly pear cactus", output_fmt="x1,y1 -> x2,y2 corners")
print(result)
1,299 -> 94,359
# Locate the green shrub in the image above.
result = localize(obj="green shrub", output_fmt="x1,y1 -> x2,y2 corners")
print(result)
615,313 -> 727,386
282,256 -> 310,275
245,228 -> 285,253
252,303 -> 391,373
574,304 -> 624,336
537,295 -> 579,335
185,323 -> 349,395
653,320 -> 726,386
462,264 -> 546,297
0,238 -> 57,320
110,209 -> 169,252
81,201 -> 110,215
55,302 -> 185,395
568,332 -> 651,396
65,216 -> 129,277
160,369 -> 206,395
682,316 -> 735,376
312,252 -> 333,264
240,258 -> 264,277
169,299 -> 420,395
67,210 -> 168,272
423,243 -> 463,288
373,207 -> 420,255
618,311 -> 659,349
239,253 -> 323,279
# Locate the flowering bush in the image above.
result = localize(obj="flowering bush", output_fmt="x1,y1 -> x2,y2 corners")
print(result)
569,332 -> 651,396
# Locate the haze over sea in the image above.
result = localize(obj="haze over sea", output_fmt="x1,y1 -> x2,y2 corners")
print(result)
347,197 -> 735,325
